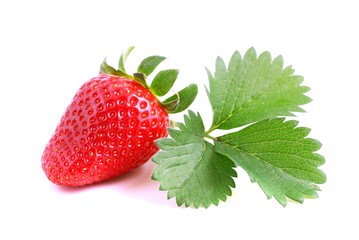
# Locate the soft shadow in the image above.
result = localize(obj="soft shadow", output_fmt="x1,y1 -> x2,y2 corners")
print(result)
51,161 -> 178,207
106,161 -> 178,207
50,181 -> 90,194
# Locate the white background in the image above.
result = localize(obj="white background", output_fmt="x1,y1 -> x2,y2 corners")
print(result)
1,0 -> 358,239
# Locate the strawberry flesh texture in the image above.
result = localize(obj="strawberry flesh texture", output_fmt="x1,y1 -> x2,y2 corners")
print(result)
42,74 -> 169,186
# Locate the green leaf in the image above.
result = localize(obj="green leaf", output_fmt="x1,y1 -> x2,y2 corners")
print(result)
152,111 -> 237,208
178,111 -> 205,138
214,118 -> 326,206
162,84 -> 198,113
207,47 -> 311,130
137,55 -> 166,76
150,69 -> 179,96
118,46 -> 135,72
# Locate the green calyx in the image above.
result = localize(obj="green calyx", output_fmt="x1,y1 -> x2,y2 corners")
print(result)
99,46 -> 198,114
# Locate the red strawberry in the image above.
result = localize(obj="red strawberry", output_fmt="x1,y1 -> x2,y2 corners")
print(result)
42,48 -> 197,186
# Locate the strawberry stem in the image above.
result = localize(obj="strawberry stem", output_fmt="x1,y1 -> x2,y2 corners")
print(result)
205,132 -> 217,141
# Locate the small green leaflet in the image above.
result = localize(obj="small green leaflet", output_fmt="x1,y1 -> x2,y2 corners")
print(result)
152,111 -> 237,208
118,46 -> 135,72
206,47 -> 311,130
101,47 -> 198,115
137,55 -> 166,76
214,118 -> 326,206
150,69 -> 179,96
161,84 -> 198,114
100,58 -> 133,79
152,47 -> 326,208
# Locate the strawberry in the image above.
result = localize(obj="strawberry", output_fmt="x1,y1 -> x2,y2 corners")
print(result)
42,48 -> 197,186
